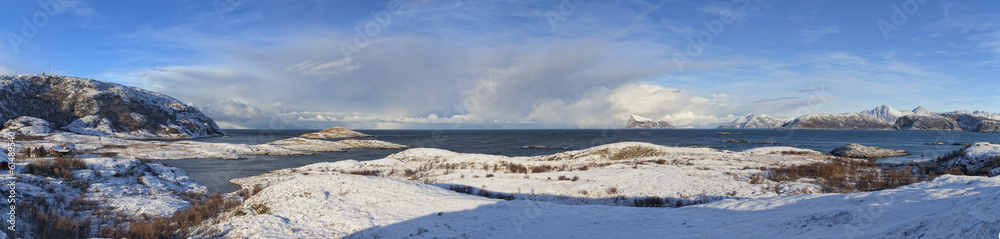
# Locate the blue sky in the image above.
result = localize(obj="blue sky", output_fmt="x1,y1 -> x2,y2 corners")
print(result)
2,0 -> 999,129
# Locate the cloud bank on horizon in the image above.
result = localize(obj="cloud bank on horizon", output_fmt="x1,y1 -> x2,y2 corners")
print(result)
2,0 -> 999,129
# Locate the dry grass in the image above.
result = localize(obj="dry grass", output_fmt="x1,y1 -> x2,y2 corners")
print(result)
97,192 -> 241,238
609,145 -> 663,161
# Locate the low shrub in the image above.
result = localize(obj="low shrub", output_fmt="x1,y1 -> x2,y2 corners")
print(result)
505,162 -> 529,174
632,196 -> 666,207
766,158 -> 921,193
345,169 -> 380,176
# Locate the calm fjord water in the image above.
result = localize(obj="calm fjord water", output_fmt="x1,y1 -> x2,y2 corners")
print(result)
158,129 -> 999,192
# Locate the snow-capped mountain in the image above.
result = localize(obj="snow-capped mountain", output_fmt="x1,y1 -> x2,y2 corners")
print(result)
0,74 -> 225,139
722,105 -> 1000,133
859,105 -> 915,124
718,113 -> 789,129
913,106 -> 931,115
625,115 -> 675,129
782,113 -> 893,130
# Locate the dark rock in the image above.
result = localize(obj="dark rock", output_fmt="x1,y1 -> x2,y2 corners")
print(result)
830,143 -> 909,158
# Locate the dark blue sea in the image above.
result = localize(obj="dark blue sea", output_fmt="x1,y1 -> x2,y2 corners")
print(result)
157,129 -> 1000,192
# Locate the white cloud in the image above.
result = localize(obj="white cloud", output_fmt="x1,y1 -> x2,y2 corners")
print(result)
798,24 -> 839,43
969,30 -> 1000,54
284,58 -> 362,81
525,84 -> 734,128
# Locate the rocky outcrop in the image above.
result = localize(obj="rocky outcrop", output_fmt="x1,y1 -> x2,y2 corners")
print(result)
937,142 -> 1000,175
625,115 -> 675,129
830,143 -> 909,158
299,127 -> 371,139
1,116 -> 54,135
782,114 -> 893,130
268,137 -> 408,152
893,115 -> 962,131
0,74 -> 225,139
718,113 -> 788,129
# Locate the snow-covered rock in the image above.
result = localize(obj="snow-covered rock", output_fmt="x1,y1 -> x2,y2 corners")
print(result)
0,116 -> 54,135
0,74 -> 225,139
938,142 -> 1000,174
299,127 -> 371,139
912,106 -> 931,115
718,113 -> 789,129
829,143 -> 909,159
783,113 -> 893,130
625,115 -> 675,129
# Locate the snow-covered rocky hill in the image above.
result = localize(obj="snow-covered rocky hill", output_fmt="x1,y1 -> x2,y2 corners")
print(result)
625,115 -> 675,129
717,113 -> 789,129
721,105 -> 1000,132
0,74 -> 225,139
781,113 -> 893,130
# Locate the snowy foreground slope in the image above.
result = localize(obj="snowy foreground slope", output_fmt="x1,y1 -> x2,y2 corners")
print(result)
194,143 -> 1000,238
206,172 -> 1000,238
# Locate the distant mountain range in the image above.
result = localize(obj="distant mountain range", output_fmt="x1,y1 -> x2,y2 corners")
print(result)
718,105 -> 1000,133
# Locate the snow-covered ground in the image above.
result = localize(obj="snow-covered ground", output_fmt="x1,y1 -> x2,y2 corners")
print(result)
207,170 -> 1000,238
233,142 -> 829,204
5,127 -> 1000,238
2,154 -> 209,237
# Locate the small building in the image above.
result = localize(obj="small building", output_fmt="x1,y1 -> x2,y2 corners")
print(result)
0,150 -> 11,170
48,142 -> 76,157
